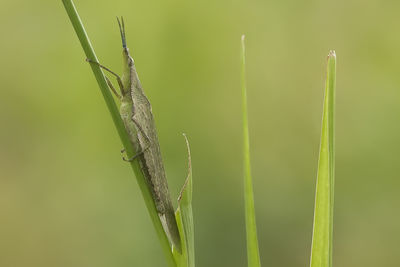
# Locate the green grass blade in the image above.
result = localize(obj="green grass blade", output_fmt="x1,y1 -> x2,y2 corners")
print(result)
310,51 -> 336,267
173,134 -> 195,267
241,35 -> 261,267
61,1 -> 176,266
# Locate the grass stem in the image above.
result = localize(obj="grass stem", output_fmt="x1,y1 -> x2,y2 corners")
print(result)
61,1 -> 176,266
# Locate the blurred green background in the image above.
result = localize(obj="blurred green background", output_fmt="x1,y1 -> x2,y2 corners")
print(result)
1,0 -> 399,266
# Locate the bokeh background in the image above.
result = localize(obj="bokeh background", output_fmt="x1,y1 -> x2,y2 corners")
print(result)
1,0 -> 399,266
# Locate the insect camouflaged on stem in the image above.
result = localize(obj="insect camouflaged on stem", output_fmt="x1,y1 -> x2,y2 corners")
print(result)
87,17 -> 182,253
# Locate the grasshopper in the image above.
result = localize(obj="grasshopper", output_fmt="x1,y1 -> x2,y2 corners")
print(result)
87,17 -> 181,253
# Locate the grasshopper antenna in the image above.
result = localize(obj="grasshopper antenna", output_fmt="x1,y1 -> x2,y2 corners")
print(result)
117,16 -> 126,48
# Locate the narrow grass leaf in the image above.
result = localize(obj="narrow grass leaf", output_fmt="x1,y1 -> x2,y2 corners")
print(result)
173,134 -> 195,267
241,35 -> 261,267
310,51 -> 336,267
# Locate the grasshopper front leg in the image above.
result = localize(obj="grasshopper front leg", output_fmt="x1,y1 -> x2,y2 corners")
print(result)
86,59 -> 125,96
104,76 -> 121,98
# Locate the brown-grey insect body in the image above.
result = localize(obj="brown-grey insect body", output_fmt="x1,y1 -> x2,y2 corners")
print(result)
88,17 -> 181,253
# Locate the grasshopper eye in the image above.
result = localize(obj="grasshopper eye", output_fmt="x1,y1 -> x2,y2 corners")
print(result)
128,57 -> 134,67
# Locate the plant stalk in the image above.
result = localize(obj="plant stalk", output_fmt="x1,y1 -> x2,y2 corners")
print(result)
61,1 -> 176,266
